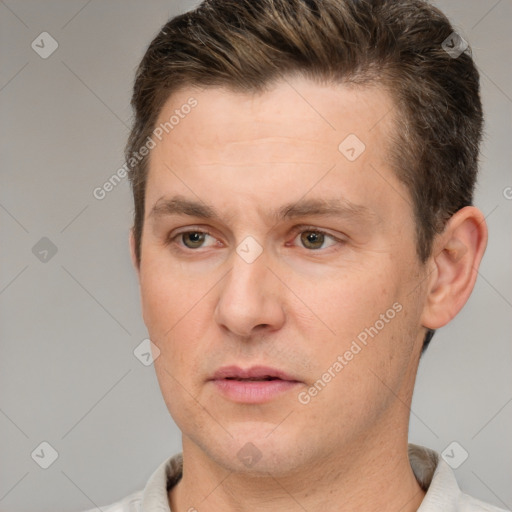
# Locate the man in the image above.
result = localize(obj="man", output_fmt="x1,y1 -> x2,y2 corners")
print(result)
89,0 -> 507,510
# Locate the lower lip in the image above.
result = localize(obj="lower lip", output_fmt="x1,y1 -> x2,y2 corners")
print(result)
212,379 -> 300,403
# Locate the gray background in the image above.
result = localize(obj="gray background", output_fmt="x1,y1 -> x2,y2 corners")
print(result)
0,1 -> 511,511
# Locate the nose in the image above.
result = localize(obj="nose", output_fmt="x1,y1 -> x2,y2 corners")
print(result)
213,246 -> 286,338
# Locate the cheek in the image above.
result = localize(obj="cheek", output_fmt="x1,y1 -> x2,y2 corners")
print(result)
139,257 -> 200,338
319,268 -> 399,340
153,357 -> 203,439
295,304 -> 417,441
139,273 -> 193,390
305,265 -> 417,395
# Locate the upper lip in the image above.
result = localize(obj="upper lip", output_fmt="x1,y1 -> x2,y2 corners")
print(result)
211,365 -> 300,382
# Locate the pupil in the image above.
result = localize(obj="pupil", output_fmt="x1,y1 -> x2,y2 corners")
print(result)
185,232 -> 204,247
302,231 -> 323,249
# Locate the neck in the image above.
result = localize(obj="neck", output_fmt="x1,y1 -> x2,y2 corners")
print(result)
169,429 -> 425,512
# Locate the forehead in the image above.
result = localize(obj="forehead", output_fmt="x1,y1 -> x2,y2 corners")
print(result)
152,76 -> 396,165
144,76 -> 405,224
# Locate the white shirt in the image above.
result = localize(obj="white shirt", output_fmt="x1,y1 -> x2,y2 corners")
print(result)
86,444 -> 509,511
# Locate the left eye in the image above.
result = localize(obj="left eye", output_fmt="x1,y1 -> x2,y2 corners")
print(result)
177,231 -> 217,249
293,230 -> 338,250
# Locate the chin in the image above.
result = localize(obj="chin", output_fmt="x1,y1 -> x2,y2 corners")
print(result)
202,428 -> 309,476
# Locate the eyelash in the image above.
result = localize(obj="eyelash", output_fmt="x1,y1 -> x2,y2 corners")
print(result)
167,226 -> 345,253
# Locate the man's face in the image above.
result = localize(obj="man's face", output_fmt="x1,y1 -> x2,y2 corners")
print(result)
135,76 -> 429,474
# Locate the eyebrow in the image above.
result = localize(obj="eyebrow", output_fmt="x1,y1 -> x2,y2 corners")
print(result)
149,195 -> 376,224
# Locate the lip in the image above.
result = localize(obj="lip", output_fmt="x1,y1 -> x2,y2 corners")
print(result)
210,365 -> 301,404
211,365 -> 299,381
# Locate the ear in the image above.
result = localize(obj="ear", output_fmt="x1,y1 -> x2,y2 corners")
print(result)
421,206 -> 488,330
129,227 -> 140,278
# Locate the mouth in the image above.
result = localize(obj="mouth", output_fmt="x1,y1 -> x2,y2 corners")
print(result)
210,365 -> 301,403
211,365 -> 300,382
224,376 -> 281,381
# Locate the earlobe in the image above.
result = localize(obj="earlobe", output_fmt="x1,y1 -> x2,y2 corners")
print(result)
421,206 -> 488,330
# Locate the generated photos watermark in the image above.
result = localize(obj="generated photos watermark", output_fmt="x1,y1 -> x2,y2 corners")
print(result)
93,97 -> 198,200
298,302 -> 403,405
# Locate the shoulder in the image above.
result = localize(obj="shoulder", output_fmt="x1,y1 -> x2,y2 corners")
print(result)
81,490 -> 143,512
79,453 -> 182,512
458,492 -> 510,512
408,444 -> 509,512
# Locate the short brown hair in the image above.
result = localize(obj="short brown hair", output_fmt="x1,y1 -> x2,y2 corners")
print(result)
126,0 -> 483,351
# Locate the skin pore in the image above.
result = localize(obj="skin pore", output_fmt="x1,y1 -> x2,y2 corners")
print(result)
130,75 -> 487,512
